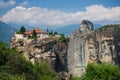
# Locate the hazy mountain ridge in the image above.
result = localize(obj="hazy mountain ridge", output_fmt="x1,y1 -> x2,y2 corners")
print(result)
0,21 -> 102,43
8,23 -> 102,36
0,21 -> 15,44
54,24 -> 102,35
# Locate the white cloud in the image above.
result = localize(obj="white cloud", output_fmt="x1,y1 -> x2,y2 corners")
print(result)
85,5 -> 120,23
0,0 -> 15,9
20,1 -> 29,6
0,5 -> 120,27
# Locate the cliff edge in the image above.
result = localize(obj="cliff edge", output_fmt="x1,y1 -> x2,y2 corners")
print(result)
67,20 -> 120,77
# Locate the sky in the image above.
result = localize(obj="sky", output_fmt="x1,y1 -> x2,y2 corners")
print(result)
0,0 -> 120,28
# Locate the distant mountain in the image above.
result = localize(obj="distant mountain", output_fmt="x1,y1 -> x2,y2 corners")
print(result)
0,21 -> 15,44
7,22 -> 102,36
54,24 -> 80,36
54,23 -> 102,36
8,23 -> 34,31
94,24 -> 102,29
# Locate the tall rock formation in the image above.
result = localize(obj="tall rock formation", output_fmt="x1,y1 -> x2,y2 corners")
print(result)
10,33 -> 68,73
67,20 -> 120,77
80,20 -> 93,32
67,20 -> 93,77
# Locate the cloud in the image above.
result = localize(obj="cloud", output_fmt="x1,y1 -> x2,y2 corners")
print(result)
0,5 -> 120,27
85,5 -> 120,23
0,0 -> 15,9
20,1 -> 29,6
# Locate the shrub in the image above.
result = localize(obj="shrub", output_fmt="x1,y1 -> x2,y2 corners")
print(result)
60,34 -> 68,43
78,63 -> 120,80
0,72 -> 25,80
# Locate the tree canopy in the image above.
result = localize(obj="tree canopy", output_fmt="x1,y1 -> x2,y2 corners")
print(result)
60,34 -> 68,43
72,63 -> 120,80
20,26 -> 26,34
16,26 -> 26,34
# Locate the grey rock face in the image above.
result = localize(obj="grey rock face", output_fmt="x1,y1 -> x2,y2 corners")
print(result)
67,20 -> 93,77
67,21 -> 120,77
10,34 -> 68,72
80,20 -> 93,32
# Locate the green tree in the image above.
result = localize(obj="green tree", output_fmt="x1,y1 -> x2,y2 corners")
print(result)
49,30 -> 53,35
54,32 -> 58,35
0,72 -> 25,80
60,34 -> 68,43
32,29 -> 37,38
0,41 -> 8,66
47,28 -> 49,33
74,63 -> 120,80
20,26 -> 26,34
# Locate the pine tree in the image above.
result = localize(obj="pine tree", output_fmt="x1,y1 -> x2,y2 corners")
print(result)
20,26 -> 26,34
32,29 -> 37,37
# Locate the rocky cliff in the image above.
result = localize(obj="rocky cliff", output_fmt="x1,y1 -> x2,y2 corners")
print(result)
67,20 -> 120,77
10,34 -> 68,73
10,21 -> 120,78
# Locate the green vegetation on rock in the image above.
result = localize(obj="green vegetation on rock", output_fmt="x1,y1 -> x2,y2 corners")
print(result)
59,34 -> 69,43
95,24 -> 119,32
32,29 -> 37,37
16,26 -> 26,34
27,29 -> 37,39
48,30 -> 58,36
72,63 -> 120,80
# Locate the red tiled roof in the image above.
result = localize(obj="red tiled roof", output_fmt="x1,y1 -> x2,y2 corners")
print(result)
24,28 -> 47,35
24,30 -> 32,35
34,28 -> 46,34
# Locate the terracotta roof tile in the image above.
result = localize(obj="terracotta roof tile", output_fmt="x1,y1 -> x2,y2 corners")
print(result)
24,28 -> 47,35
